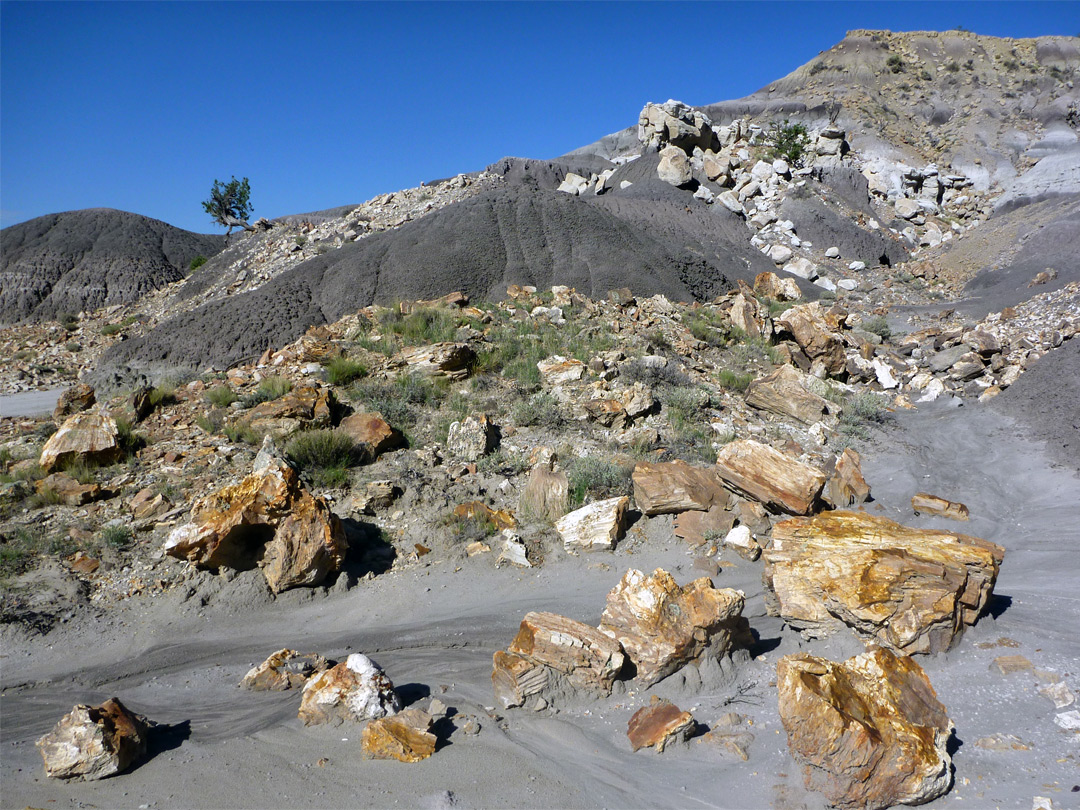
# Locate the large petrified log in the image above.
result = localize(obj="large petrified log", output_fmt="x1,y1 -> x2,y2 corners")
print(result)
631,460 -> 729,516
36,698 -> 149,781
764,510 -> 1004,654
39,411 -> 122,473
362,708 -> 437,762
299,653 -> 401,725
598,568 -> 748,686
744,364 -> 832,425
778,647 -> 953,810
714,439 -> 826,515
555,496 -> 629,552
775,302 -> 846,377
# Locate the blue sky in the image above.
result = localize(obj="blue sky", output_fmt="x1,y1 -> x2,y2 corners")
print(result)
2,1 -> 1077,233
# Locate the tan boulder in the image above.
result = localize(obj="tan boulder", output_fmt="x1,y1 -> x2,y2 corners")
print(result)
714,439 -> 826,515
338,412 -> 404,462
744,365 -> 831,425
775,303 -> 846,376
673,505 -> 736,547
764,510 -> 1004,654
243,385 -> 336,437
36,698 -> 148,781
599,568 -> 748,686
299,653 -> 401,725
241,648 -> 332,691
518,458 -> 568,521
753,271 -> 801,302
54,383 -> 96,420
632,460 -> 729,516
446,414 -> 498,460
35,473 -> 112,506
825,448 -> 871,507
537,355 -> 586,385
163,456 -> 347,593
362,708 -> 437,762
778,647 -> 953,810
911,492 -> 970,521
393,342 -> 475,380
39,411 -> 122,473
628,700 -> 696,752
728,293 -> 762,336
555,496 -> 629,552
583,398 -> 628,428
492,650 -> 555,710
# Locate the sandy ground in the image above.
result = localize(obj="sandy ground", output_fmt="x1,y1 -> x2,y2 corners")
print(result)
0,387 -> 65,418
2,371 -> 1078,809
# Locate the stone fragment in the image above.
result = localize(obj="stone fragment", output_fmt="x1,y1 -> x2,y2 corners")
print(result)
894,198 -> 921,220
299,653 -> 401,725
911,492 -> 969,521
128,487 -> 170,520
632,460 -> 728,516
518,458 -> 568,521
765,510 -> 1004,654
164,455 -> 347,593
778,647 -> 953,810
508,612 -> 625,692
446,414 -> 498,461
767,244 -> 794,265
362,709 -> 436,762
36,698 -> 149,781
673,505 -> 735,547
1038,681 -> 1075,709
556,173 -> 589,195
241,648 -> 332,691
717,190 -> 744,214
657,145 -> 693,187
496,531 -> 531,568
39,411 -> 121,473
599,568 -> 747,686
556,496 -> 629,552
825,448 -> 871,507
745,365 -> 830,425
1053,710 -> 1080,731
974,733 -> 1031,751
537,355 -> 586,385
627,700 -> 696,752
243,385 -> 335,437
453,500 -> 515,530
775,303 -> 845,376
728,293 -> 762,336
722,525 -> 760,561
782,257 -> 818,281
393,342 -> 475,380
351,480 -> 401,515
991,654 -> 1033,675
36,473 -> 109,506
338,412 -> 404,462
54,383 -> 96,420
714,439 -> 826,515
753,271 -> 801,302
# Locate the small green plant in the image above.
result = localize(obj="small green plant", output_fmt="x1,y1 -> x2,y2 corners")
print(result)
195,410 -> 224,434
99,524 -> 133,550
946,61 -> 960,73
838,392 -> 890,441
379,306 -> 459,346
222,423 -> 260,445
0,526 -> 49,577
886,54 -> 905,74
510,392 -> 564,428
148,382 -> 177,408
115,416 -> 145,456
717,368 -> 754,392
765,119 -> 811,167
324,356 -> 368,386
285,429 -> 360,488
809,61 -> 828,75
240,376 -> 292,407
441,509 -> 499,545
65,341 -> 81,353
684,309 -> 731,347
205,386 -> 238,408
101,323 -> 124,336
58,312 -> 79,332
919,69 -> 933,81
189,255 -> 208,271
862,316 -> 892,340
61,457 -> 97,484
35,421 -> 58,440
28,484 -> 63,509
565,456 -> 633,508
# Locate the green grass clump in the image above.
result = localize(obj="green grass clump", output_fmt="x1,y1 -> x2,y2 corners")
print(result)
349,374 -> 447,427
565,456 -> 633,508
240,376 -> 292,408
717,368 -> 754,392
101,323 -> 124,336
222,423 -> 261,445
684,309 -> 731,347
379,306 -> 459,346
148,382 -> 177,408
510,392 -> 564,428
476,448 -> 530,477
324,356 -> 368,386
205,386 -> 238,408
285,429 -> 360,488
100,525 -> 133,550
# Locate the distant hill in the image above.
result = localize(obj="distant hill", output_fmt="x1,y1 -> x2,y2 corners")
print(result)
0,208 -> 224,324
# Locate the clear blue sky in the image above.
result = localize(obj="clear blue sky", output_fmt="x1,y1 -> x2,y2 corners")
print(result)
2,1 -> 1077,233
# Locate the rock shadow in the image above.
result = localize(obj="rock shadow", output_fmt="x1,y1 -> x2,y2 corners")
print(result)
395,682 -> 431,707
129,719 -> 191,773
985,593 -> 1012,620
339,518 -> 396,580
747,629 -> 782,658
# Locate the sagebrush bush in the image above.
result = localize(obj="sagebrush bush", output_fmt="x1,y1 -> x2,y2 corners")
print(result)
100,525 -> 133,550
510,392 -> 564,428
324,356 -> 368,386
286,429 -> 360,488
566,456 -> 633,508
205,386 -> 238,408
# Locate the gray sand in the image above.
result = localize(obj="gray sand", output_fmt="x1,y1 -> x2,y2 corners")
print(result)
0,387 -> 65,419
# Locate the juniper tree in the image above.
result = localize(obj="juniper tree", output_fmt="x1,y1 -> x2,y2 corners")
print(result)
202,176 -> 254,241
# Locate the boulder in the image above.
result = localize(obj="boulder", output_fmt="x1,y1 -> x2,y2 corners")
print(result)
782,257 -> 818,281
775,303 -> 845,376
556,173 -> 590,196
767,244 -> 794,265
764,510 -> 1004,654
35,473 -> 112,506
632,460 -> 729,516
39,411 -> 121,473
298,653 -> 401,725
721,525 -> 760,561
672,505 -> 735,547
825,448 -> 871,507
338,412 -> 404,462
362,708 -> 437,762
778,647 -> 953,810
537,355 -> 586,386
453,500 -> 516,530
638,100 -> 718,153
599,568 -> 748,686
518,458 -> 568,521
241,649 -> 332,691
628,700 -> 696,753
392,342 -> 475,380
36,698 -> 148,781
714,439 -> 826,515
446,414 -> 498,461
54,383 -> 96,420
716,190 -> 744,215
164,455 -> 347,593
894,198 -> 921,220
556,496 -> 629,552
753,271 -> 801,302
128,487 -> 170,520
657,145 -> 693,187
728,293 -> 762,336
911,492 -> 969,521
243,385 -> 336,437
744,365 -> 831,425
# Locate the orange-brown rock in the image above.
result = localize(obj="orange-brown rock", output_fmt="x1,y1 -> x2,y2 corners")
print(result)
632,460 -> 729,516
53,382 -> 96,420
672,505 -> 736,547
35,473 -> 111,506
299,653 -> 401,725
728,293 -> 763,336
555,496 -> 629,552
518,458 -> 568,522
36,698 -> 149,781
492,650 -> 554,710
825,448 -> 871,507
911,492 -> 970,521
241,648 -> 332,691
775,302 -> 846,376
777,647 -> 953,810
583,398 -> 628,428
362,708 -> 437,762
39,411 -> 122,473
537,355 -> 586,385
599,568 -> 748,686
753,271 -> 801,302
714,439 -> 826,515
393,342 -> 475,379
164,456 -> 347,593
744,365 -> 832,425
453,500 -> 516,530
338,412 -> 404,462
627,700 -> 696,752
128,487 -> 170,520
764,510 -> 1004,654
243,385 -> 336,437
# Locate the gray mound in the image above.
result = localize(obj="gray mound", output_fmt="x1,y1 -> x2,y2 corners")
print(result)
780,189 -> 909,268
273,205 -> 360,226
487,155 -> 616,191
0,209 -> 224,325
93,186 -> 736,386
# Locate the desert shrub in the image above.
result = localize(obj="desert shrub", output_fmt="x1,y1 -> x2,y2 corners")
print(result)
441,509 -> 498,545
65,341 -> 82,353
717,368 -> 754,391
511,392 -> 564,428
919,69 -> 934,81
730,335 -> 781,366
684,309 -> 731,347
148,382 -> 177,408
61,457 -> 97,484
58,312 -> 79,331
189,255 -> 208,271
809,61 -> 828,75
379,306 -> 458,346
101,323 -> 124,336
838,392 -> 890,441
619,358 -> 693,389
205,386 -> 237,408
286,429 -> 359,488
566,456 -> 633,508
476,448 -> 530,477
765,119 -> 811,166
99,524 -> 133,550
862,315 -> 892,340
886,54 -> 905,74
222,423 -> 260,445
0,526 -> 51,577
13,349 -> 34,361
324,356 -> 368,386
945,61 -> 960,73
195,410 -> 224,434
115,417 -> 145,455
240,376 -> 292,407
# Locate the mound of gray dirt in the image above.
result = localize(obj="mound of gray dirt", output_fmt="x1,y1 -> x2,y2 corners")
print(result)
0,209 -> 224,325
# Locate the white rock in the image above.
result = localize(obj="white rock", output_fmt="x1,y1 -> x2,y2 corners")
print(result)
1053,710 -> 1080,731
813,277 -> 837,292
767,244 -> 793,265
556,496 -> 629,552
895,198 -> 920,220
557,173 -> 589,196
772,159 -> 790,177
872,358 -> 899,389
497,530 -> 531,568
750,160 -> 775,182
782,257 -> 818,280
717,191 -> 744,215
825,247 -> 840,258
619,180 -> 633,190
693,185 -> 714,203
848,261 -> 866,271
837,279 -> 858,291
917,378 -> 946,402
722,525 -> 760,560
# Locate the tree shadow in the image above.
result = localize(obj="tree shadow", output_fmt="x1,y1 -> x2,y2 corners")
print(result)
985,593 -> 1012,620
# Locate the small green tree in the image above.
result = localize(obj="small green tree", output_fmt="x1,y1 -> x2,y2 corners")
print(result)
202,176 -> 253,241
765,120 -> 811,167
